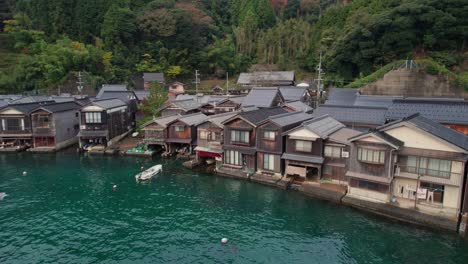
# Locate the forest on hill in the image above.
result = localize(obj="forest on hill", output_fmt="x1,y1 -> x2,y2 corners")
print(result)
0,0 -> 466,93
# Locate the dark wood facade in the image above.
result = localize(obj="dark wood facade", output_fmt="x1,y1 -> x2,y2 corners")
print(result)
0,110 -> 33,148
214,100 -> 241,114
222,118 -> 257,173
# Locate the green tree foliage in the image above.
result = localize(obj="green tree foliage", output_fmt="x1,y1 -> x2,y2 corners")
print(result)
101,5 -> 136,48
139,82 -> 168,116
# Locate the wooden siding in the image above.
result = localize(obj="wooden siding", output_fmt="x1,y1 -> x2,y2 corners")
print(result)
0,114 -> 33,135
223,118 -> 256,148
168,120 -> 192,140
197,122 -> 223,151
257,122 -> 283,153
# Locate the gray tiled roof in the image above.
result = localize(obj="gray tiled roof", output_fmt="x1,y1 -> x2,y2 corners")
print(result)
133,90 -> 150,101
405,114 -> 468,151
204,111 -> 239,128
91,99 -> 127,109
328,128 -> 361,144
385,99 -> 468,125
325,88 -> 358,105
97,84 -> 128,97
177,112 -> 208,126
354,95 -> 402,108
1,102 -> 47,114
237,71 -> 295,85
279,86 -> 306,102
314,105 -> 387,125
301,115 -> 345,138
34,101 -> 81,113
152,114 -> 180,128
0,100 -> 7,109
171,99 -> 203,111
238,107 -> 287,125
97,91 -> 136,104
266,111 -> 313,127
11,96 -> 52,104
242,87 -> 283,108
143,72 -> 165,82
284,101 -> 312,113
175,94 -> 228,105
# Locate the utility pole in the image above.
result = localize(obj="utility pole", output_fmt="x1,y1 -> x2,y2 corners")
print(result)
76,71 -> 84,96
315,52 -> 325,106
226,72 -> 229,96
194,69 -> 200,102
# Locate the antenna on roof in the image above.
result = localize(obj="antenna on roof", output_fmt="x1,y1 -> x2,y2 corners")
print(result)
314,52 -> 325,107
194,69 -> 200,102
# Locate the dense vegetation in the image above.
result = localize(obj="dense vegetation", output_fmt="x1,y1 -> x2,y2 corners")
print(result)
0,0 -> 466,93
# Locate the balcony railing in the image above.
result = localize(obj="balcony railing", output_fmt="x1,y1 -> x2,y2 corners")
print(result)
397,165 -> 455,179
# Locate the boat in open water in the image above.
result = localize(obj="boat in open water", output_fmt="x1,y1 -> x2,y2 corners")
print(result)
135,165 -> 162,182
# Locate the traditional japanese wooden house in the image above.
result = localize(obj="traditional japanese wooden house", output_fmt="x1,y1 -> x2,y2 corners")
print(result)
321,127 -> 360,185
143,72 -> 165,90
142,114 -> 180,150
78,99 -> 133,150
213,96 -> 245,114
347,114 -> 468,222
165,112 -> 208,154
218,107 -> 287,178
159,99 -> 202,117
255,111 -> 313,177
0,102 -> 46,151
241,87 -> 284,108
195,111 -> 238,166
29,101 -> 81,152
282,116 -> 345,183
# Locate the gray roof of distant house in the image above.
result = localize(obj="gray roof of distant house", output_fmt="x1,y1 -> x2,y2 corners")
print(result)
279,86 -> 307,102
10,96 -> 53,104
314,105 -> 387,125
237,71 -> 295,85
264,111 -> 313,127
133,90 -> 150,101
177,112 -> 208,126
237,107 -> 287,125
143,72 -> 165,82
97,90 -> 136,104
0,100 -> 7,109
354,95 -> 402,108
299,115 -> 345,138
325,88 -> 358,105
96,84 -> 128,98
385,99 -> 468,125
91,99 -> 127,109
175,94 -> 228,105
34,101 -> 81,113
284,100 -> 312,113
242,87 -> 283,108
171,99 -> 203,111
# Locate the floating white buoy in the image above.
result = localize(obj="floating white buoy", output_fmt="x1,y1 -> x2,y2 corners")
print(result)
0,192 -> 7,201
22,171 -> 27,176
113,185 -> 117,190
221,238 -> 229,244
140,166 -> 145,171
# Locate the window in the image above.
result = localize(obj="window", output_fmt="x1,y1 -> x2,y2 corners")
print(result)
85,112 -> 102,124
263,154 -> 275,171
175,125 -> 185,132
404,156 -> 451,178
420,182 -> 444,203
37,114 -> 50,128
357,147 -> 385,164
225,150 -> 241,165
324,145 -> 342,158
6,118 -> 21,131
199,131 -> 208,139
263,131 -> 275,140
295,140 -> 312,152
231,130 -> 249,144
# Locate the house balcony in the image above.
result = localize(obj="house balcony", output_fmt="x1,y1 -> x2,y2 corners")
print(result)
0,129 -> 32,137
32,127 -> 56,136
394,165 -> 462,187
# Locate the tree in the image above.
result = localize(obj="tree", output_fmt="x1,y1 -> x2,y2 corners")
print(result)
139,82 -> 168,116
138,9 -> 177,38
101,5 -> 136,48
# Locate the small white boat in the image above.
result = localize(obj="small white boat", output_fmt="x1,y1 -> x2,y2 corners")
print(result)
135,164 -> 162,181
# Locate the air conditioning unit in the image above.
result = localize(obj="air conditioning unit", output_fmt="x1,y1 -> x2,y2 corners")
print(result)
341,151 -> 350,158
80,125 -> 86,130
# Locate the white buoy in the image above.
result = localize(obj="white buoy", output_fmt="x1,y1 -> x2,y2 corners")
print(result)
112,185 -> 117,190
22,171 -> 27,176
0,192 -> 7,201
221,238 -> 229,244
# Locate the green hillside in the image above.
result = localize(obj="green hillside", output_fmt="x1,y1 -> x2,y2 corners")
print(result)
0,0 -> 466,93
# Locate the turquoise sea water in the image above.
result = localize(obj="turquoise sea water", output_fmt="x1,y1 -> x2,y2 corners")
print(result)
0,153 -> 468,264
